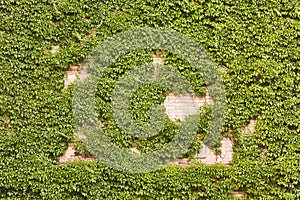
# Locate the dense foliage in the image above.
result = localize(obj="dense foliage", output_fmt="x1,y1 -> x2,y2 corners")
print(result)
0,0 -> 299,199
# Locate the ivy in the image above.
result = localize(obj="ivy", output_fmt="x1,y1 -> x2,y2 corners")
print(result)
0,0 -> 299,199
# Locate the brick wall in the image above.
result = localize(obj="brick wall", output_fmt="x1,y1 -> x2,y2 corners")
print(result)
163,92 -> 213,121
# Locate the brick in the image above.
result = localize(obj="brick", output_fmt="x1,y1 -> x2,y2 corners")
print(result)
163,93 -> 213,121
242,119 -> 256,133
59,143 -> 95,164
196,138 -> 233,165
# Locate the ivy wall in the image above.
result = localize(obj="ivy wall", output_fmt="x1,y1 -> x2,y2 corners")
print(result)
0,0 -> 299,199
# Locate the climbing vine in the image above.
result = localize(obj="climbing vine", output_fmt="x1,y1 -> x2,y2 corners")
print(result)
0,0 -> 299,199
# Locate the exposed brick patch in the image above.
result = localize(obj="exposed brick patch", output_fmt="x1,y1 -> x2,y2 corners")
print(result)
242,119 -> 256,133
197,143 -> 217,164
217,138 -> 233,165
152,53 -> 163,79
59,143 -> 95,165
78,65 -> 89,81
153,54 -> 163,66
64,74 -> 77,88
129,147 -> 141,154
59,143 -> 76,164
64,64 -> 79,87
197,138 -> 233,165
171,137 -> 234,167
64,64 -> 90,88
163,92 -> 213,121
232,191 -> 245,199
